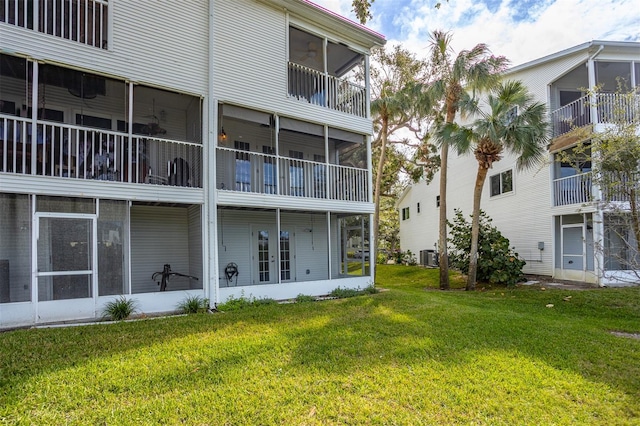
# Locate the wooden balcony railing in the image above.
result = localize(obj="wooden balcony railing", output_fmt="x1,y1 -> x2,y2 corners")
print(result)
216,147 -> 369,202
0,115 -> 203,187
288,62 -> 367,118
553,172 -> 592,206
550,93 -> 640,138
1,0 -> 108,49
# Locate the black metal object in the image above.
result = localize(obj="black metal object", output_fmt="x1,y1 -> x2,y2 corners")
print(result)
152,264 -> 198,291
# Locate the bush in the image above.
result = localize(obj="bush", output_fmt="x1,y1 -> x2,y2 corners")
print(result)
394,250 -> 417,266
448,209 -> 526,286
102,296 -> 138,321
329,287 -> 361,298
295,294 -> 316,303
216,293 -> 254,311
176,295 -> 209,314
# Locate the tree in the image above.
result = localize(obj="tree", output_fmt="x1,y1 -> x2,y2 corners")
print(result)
565,84 -> 640,283
370,46 -> 431,267
352,0 -> 374,24
426,30 -> 508,289
445,80 -> 548,290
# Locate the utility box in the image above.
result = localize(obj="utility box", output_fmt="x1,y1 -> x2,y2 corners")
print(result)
420,249 -> 438,267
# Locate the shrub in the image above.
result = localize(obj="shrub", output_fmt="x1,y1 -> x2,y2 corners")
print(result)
362,284 -> 380,294
329,287 -> 362,298
176,295 -> 209,314
448,209 -> 526,286
394,250 -> 417,266
253,297 -> 277,306
216,293 -> 254,311
295,294 -> 316,303
102,296 -> 138,321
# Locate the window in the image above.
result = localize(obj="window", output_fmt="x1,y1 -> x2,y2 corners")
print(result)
262,146 -> 276,194
280,231 -> 291,281
313,154 -> 326,198
490,170 -> 513,197
417,202 -> 421,213
289,150 -> 304,196
234,141 -> 251,192
504,106 -> 518,124
436,196 -> 440,207
401,207 -> 410,221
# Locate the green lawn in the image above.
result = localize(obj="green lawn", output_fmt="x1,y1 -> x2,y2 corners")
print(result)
1,265 -> 639,425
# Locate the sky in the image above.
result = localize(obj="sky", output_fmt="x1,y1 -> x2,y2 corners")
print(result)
311,0 -> 640,67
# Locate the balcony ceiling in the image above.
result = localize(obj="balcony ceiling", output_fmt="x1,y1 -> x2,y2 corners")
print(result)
290,27 -> 363,77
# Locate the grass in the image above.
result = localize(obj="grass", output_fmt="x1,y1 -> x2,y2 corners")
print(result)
1,264 -> 639,424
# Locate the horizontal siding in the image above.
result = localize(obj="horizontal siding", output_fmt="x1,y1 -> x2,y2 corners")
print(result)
2,0 -> 208,96
130,205 -> 192,294
217,209 -> 331,288
216,190 -> 374,213
398,151 -> 555,276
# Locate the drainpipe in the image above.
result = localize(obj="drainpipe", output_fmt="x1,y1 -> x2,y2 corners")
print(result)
208,0 -> 219,306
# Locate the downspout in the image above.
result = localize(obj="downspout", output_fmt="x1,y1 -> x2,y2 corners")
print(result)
208,0 -> 220,305
365,53 -> 375,283
587,44 -> 605,286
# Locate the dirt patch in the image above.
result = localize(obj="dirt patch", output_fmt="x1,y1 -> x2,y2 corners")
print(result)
610,331 -> 640,340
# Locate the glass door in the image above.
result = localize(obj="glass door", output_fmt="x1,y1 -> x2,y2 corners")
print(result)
36,215 -> 96,322
252,225 -> 277,284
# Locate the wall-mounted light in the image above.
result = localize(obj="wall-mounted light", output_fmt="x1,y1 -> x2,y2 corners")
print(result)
218,127 -> 227,143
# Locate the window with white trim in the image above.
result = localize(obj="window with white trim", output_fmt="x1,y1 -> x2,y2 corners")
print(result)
490,170 -> 513,197
401,207 -> 410,221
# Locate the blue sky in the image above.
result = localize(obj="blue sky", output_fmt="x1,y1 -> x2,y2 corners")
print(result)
312,0 -> 640,66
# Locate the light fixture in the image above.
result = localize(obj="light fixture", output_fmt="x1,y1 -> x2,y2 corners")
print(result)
218,127 -> 227,142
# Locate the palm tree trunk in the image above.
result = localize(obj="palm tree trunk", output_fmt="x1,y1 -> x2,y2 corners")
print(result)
438,142 -> 450,289
467,166 -> 489,290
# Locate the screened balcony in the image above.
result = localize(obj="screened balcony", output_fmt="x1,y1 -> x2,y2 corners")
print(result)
216,147 -> 368,202
550,93 -> 640,138
288,26 -> 368,118
217,104 -> 370,203
0,0 -> 108,49
0,53 -> 203,187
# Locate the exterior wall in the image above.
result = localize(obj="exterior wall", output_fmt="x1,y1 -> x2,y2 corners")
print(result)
398,151 -> 555,276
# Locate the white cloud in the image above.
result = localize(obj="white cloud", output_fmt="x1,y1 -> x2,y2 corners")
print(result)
311,0 -> 640,66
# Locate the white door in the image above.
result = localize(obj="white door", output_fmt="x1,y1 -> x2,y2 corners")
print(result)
36,214 -> 96,323
252,225 -> 277,284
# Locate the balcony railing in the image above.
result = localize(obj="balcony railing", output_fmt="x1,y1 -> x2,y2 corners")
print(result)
553,172 -> 592,206
550,93 -> 640,138
288,62 -> 367,118
0,115 -> 203,187
1,0 -> 108,49
601,172 -> 640,203
216,147 -> 369,202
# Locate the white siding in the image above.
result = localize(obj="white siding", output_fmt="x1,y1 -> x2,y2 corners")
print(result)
130,205 -> 192,294
2,0 -> 209,95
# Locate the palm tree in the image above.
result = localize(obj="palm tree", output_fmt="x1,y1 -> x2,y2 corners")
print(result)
427,31 -> 508,289
446,80 -> 549,290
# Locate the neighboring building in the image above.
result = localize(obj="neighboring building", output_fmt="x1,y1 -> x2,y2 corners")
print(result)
0,0 -> 385,328
398,41 -> 640,286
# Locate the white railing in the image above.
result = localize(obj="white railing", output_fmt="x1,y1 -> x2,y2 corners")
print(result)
550,96 -> 591,138
550,93 -> 640,138
1,0 -> 108,49
288,62 -> 367,118
216,147 -> 369,202
0,115 -> 203,187
553,172 -> 592,206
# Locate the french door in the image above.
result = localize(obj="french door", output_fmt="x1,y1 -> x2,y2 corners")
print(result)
252,225 -> 277,284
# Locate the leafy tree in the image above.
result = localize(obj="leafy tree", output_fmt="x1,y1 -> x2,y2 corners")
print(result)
564,84 -> 640,282
443,80 -> 548,290
425,30 -> 508,289
448,209 -> 525,286
370,46 -> 431,268
352,0 -> 374,24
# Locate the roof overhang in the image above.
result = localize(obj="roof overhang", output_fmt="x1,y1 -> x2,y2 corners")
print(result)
258,0 -> 386,49
505,40 -> 640,76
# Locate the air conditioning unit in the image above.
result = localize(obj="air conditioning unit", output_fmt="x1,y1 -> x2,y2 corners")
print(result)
420,249 -> 438,267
